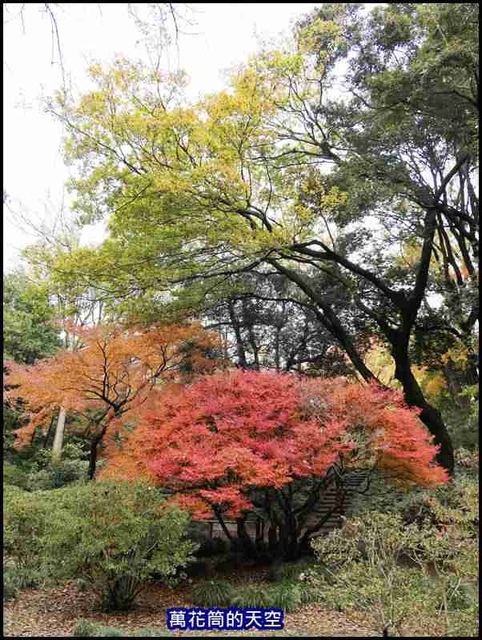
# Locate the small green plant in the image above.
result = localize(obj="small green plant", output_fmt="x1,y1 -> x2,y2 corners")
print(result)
73,619 -> 98,636
191,579 -> 234,607
230,584 -> 274,608
299,583 -> 322,605
7,565 -> 44,590
3,570 -> 19,602
75,577 -> 91,592
269,583 -> 303,612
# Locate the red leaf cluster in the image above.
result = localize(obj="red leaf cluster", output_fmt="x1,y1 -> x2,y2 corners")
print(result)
103,370 -> 448,518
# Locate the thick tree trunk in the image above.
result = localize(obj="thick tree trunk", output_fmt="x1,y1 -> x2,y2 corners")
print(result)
43,414 -> 57,448
51,407 -> 67,464
255,517 -> 265,544
89,425 -> 112,479
88,432 -> 105,479
268,259 -> 455,474
268,525 -> 278,555
391,340 -> 454,474
279,524 -> 299,561
213,508 -> 235,546
51,330 -> 73,464
236,516 -> 259,560
88,409 -> 121,480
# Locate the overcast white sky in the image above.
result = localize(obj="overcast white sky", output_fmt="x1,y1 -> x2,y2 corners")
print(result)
3,2 -> 322,272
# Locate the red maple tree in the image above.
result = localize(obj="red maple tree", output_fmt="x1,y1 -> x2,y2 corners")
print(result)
103,369 -> 448,559
6,322 -> 220,477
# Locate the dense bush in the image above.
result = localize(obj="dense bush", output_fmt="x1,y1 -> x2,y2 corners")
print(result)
4,481 -> 195,611
50,481 -> 195,610
298,583 -> 323,605
347,447 -> 478,522
4,485 -> 54,588
4,443 -> 89,492
3,461 -> 30,490
311,475 -> 479,637
27,458 -> 89,490
26,443 -> 89,490
3,569 -> 19,602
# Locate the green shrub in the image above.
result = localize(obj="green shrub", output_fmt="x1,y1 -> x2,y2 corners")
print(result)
3,484 -> 54,586
75,577 -> 91,592
230,584 -> 274,608
3,461 -> 30,490
47,481 -> 195,611
73,619 -> 99,637
94,627 -> 124,637
191,579 -> 234,607
4,443 -> 89,492
26,443 -> 89,491
27,458 -> 89,491
5,481 -> 195,612
6,565 -> 44,590
324,563 -> 438,629
269,583 -> 303,612
3,570 -> 19,602
299,583 -> 323,605
311,491 -> 479,637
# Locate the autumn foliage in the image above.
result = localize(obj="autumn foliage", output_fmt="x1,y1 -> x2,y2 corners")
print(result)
104,370 -> 448,525
6,322 -> 220,451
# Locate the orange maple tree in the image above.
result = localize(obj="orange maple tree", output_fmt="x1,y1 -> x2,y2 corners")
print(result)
103,369 -> 448,560
6,322 -> 220,477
